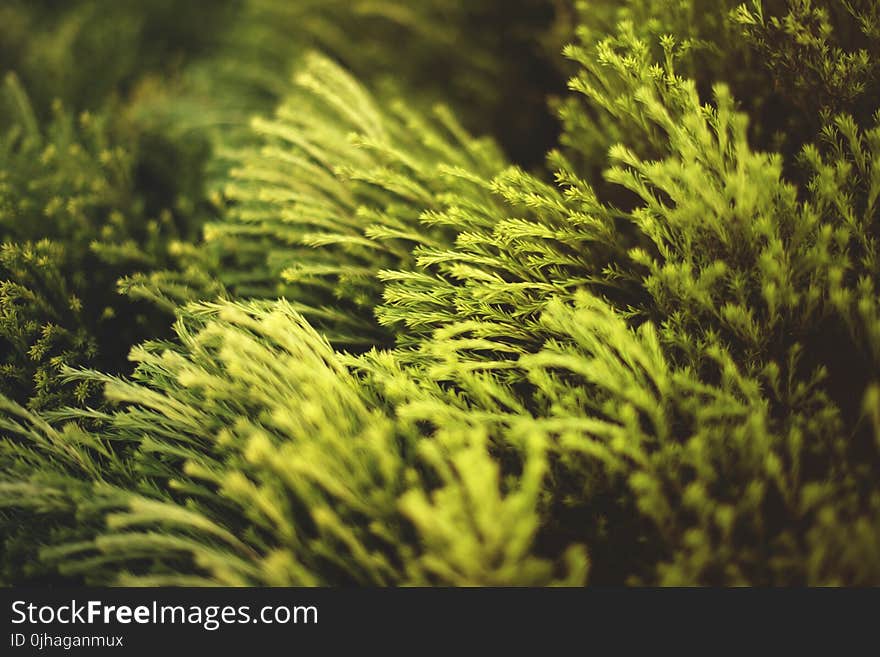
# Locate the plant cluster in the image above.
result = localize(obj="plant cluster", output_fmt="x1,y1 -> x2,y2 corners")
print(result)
1,0 -> 878,585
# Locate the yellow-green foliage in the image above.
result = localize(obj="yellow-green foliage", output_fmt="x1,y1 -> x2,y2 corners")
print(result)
17,300 -> 586,585
1,0 -> 879,586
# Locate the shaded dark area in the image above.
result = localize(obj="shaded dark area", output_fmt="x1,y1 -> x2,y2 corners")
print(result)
445,1 -> 572,169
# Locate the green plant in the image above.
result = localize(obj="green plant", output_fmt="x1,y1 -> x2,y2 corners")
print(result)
1,0 -> 878,586
0,74 -> 203,411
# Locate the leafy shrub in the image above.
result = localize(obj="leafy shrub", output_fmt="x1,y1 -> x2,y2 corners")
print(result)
1,0 -> 878,586
0,74 -> 206,411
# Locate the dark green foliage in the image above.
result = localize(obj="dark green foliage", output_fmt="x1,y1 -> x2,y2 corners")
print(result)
1,0 -> 878,586
0,74 -> 209,412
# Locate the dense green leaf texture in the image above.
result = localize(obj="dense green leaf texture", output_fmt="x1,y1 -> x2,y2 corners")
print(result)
1,0 -> 878,585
